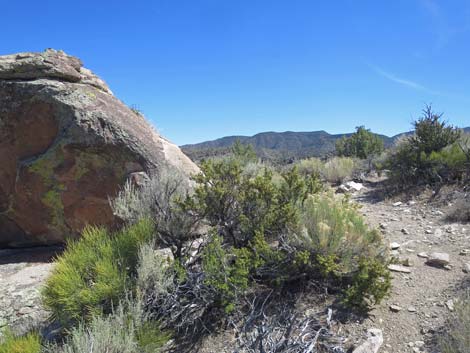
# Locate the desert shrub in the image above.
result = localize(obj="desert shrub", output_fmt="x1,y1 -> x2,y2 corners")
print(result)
447,196 -> 470,222
45,298 -> 170,353
342,257 -> 391,310
201,233 -> 251,312
136,240 -> 173,297
42,218 -> 154,327
387,137 -> 468,186
231,139 -> 257,165
187,158 -> 322,247
336,126 -> 384,159
109,179 -> 147,223
289,193 -> 390,309
292,193 -> 384,263
0,328 -> 41,353
438,290 -> 470,353
322,157 -> 355,184
386,105 -> 464,187
111,168 -> 200,259
295,157 -> 324,176
410,105 -> 460,154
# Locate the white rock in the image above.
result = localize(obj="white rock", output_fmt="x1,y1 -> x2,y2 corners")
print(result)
352,328 -> 383,353
337,184 -> 350,193
463,263 -> 470,273
393,201 -> 403,207
426,252 -> 450,267
390,242 -> 401,250
415,341 -> 425,347
401,228 -> 410,235
417,252 -> 429,258
446,299 -> 454,311
388,264 -> 411,273
389,304 -> 402,312
460,249 -> 470,256
345,181 -> 364,191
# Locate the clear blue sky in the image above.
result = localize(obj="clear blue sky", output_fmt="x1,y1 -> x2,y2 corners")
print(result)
2,0 -> 469,145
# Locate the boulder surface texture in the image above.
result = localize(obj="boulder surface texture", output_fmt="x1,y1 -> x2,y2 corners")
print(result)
0,49 -> 198,247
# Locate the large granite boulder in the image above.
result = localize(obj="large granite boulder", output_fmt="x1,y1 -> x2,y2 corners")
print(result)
0,49 -> 198,248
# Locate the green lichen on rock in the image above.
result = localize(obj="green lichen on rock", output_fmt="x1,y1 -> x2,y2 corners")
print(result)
29,156 -> 55,183
29,147 -> 64,187
41,189 -> 65,229
73,151 -> 107,181
84,90 -> 97,100
29,147 -> 67,231
73,150 -> 129,182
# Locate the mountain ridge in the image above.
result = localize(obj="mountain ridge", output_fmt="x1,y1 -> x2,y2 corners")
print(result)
181,127 -> 470,162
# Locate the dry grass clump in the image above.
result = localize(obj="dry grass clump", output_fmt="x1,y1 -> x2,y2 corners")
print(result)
438,290 -> 470,353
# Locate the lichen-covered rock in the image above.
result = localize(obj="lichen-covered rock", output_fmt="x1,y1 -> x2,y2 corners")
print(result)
0,49 -> 198,247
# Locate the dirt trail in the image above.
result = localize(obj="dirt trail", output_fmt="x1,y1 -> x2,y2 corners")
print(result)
345,183 -> 469,353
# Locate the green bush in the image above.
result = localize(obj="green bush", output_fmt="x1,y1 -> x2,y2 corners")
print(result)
231,139 -> 257,165
438,290 -> 470,353
198,192 -> 390,312
342,257 -> 391,311
187,158 -> 313,246
386,105 -> 465,187
42,218 -> 155,327
336,126 -> 384,160
410,105 -> 460,155
289,193 -> 390,309
202,233 -> 251,313
0,329 -> 41,353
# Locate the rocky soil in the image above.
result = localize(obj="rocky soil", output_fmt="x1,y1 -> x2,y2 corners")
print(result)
0,247 -> 59,337
343,182 -> 469,353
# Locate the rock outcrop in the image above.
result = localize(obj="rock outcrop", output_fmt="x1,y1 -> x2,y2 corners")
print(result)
0,49 -> 198,247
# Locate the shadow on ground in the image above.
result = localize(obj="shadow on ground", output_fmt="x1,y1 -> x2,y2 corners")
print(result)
0,246 -> 63,265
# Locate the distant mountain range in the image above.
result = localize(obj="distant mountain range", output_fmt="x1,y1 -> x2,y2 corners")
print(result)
181,127 -> 470,162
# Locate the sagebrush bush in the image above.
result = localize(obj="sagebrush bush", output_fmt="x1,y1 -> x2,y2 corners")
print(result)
322,157 -> 355,184
292,193 -> 384,266
289,193 -> 390,309
296,156 -> 356,184
42,218 -> 154,327
295,157 -> 324,176
110,168 -> 200,259
136,240 -> 173,297
45,298 -> 170,353
438,290 -> 470,353
447,197 -> 470,222
0,329 -> 41,353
